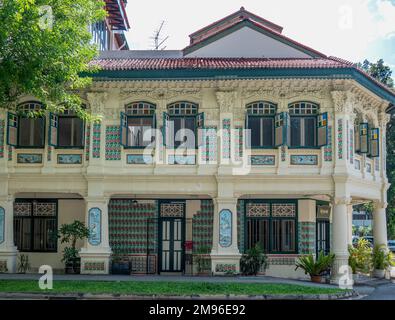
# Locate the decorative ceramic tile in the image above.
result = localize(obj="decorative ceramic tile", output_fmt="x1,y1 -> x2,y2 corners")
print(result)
127,154 -> 153,165
201,126 -> 217,163
47,145 -> 52,162
88,207 -> 102,246
17,153 -> 43,164
83,261 -> 105,271
281,145 -> 286,162
222,119 -> 231,159
130,255 -> 156,274
324,125 -> 333,162
92,122 -> 101,158
268,257 -> 296,265
0,119 -> 4,158
85,124 -> 91,161
0,207 -> 4,244
192,200 -> 213,254
237,200 -> 245,253
0,260 -> 7,273
249,155 -> 275,165
290,155 -> 318,165
109,200 -> 158,255
375,158 -> 379,171
234,126 -> 243,161
298,222 -> 316,254
215,264 -> 236,273
346,121 -> 349,160
219,209 -> 232,248
337,119 -> 343,159
57,154 -> 82,164
105,125 -> 121,161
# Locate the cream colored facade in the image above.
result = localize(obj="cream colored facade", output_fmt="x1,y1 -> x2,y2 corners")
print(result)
0,8 -> 393,280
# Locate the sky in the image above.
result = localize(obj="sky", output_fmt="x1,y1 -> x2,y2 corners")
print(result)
124,0 -> 395,76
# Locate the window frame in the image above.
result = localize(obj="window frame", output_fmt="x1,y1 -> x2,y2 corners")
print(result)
289,101 -> 320,149
246,115 -> 275,149
14,102 -> 46,149
56,114 -> 85,149
13,199 -> 58,253
244,199 -> 298,254
123,101 -> 157,149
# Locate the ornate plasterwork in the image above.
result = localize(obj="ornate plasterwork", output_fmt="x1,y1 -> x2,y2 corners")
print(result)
120,88 -> 202,101
87,92 -> 108,116
216,91 -> 237,113
378,112 -> 391,129
331,91 -> 354,114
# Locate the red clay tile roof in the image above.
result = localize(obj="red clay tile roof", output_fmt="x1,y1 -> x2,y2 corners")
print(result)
91,57 -> 352,71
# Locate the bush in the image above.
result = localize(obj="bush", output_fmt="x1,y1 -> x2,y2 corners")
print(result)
372,245 -> 394,270
240,243 -> 267,276
348,238 -> 372,274
295,251 -> 335,277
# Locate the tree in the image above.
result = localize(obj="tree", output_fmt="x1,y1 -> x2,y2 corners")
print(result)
0,0 -> 106,120
358,59 -> 395,239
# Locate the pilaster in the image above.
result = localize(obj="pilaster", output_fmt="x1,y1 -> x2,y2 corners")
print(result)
0,195 -> 18,273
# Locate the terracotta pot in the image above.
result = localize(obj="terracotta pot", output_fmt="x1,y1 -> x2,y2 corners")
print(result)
310,275 -> 322,283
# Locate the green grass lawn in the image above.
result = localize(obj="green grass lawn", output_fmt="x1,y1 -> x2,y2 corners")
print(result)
0,280 -> 346,296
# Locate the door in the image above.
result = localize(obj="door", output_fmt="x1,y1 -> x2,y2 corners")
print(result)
159,201 -> 185,273
316,219 -> 330,255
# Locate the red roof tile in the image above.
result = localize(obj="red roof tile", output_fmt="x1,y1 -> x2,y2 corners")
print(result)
91,57 -> 351,71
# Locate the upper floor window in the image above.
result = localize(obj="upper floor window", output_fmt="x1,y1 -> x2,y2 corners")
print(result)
163,102 -> 204,149
7,102 -> 45,148
90,21 -> 110,51
354,117 -> 379,157
49,108 -> 85,148
289,102 -> 319,148
246,102 -> 276,148
121,102 -> 156,148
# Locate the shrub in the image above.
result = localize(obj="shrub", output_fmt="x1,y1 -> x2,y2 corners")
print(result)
372,245 -> 394,270
240,243 -> 267,276
295,251 -> 335,277
348,238 -> 372,274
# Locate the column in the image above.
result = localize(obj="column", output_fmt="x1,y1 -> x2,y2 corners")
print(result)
373,202 -> 388,248
210,197 -> 241,275
80,197 -> 112,274
0,195 -> 18,273
347,203 -> 354,246
331,197 -> 351,283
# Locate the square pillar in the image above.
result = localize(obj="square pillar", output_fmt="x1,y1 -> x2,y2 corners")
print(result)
0,196 -> 18,273
298,199 -> 316,255
210,198 -> 241,275
80,197 -> 111,274
373,202 -> 388,248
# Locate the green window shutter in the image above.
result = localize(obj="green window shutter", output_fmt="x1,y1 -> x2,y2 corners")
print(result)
359,123 -> 369,153
370,128 -> 379,157
245,113 -> 251,148
317,112 -> 328,147
48,113 -> 58,147
7,112 -> 18,146
196,112 -> 205,147
162,112 -> 170,147
120,112 -> 128,147
354,123 -> 360,152
275,112 -> 289,147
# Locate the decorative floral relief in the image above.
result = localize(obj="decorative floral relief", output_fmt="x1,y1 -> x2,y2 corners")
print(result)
337,119 -> 343,160
219,209 -> 232,248
88,208 -> 102,246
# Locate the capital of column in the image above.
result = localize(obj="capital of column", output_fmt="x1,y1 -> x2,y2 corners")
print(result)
216,91 -> 237,114
332,196 -> 352,206
373,200 -> 388,211
86,91 -> 108,116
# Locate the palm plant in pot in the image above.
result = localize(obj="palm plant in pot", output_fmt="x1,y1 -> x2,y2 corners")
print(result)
372,244 -> 394,278
240,243 -> 268,276
295,251 -> 335,283
59,220 -> 90,274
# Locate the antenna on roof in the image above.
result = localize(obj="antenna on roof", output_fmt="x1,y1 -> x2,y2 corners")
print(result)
151,21 -> 169,50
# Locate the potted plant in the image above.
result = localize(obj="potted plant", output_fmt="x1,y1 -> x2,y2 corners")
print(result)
348,238 -> 372,282
111,251 -> 130,275
372,244 -> 394,278
240,243 -> 267,276
59,220 -> 90,274
17,254 -> 31,274
295,251 -> 335,283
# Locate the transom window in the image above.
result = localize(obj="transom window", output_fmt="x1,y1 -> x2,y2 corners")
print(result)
125,102 -> 156,116
120,102 -> 156,148
245,201 -> 297,253
289,102 -> 319,148
168,102 -> 198,115
7,102 -> 46,148
13,199 -> 58,252
246,101 -> 276,148
246,101 -> 276,115
289,102 -> 319,115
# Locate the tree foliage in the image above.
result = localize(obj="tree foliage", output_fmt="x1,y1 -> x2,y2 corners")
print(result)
358,59 -> 395,239
0,0 -> 106,120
